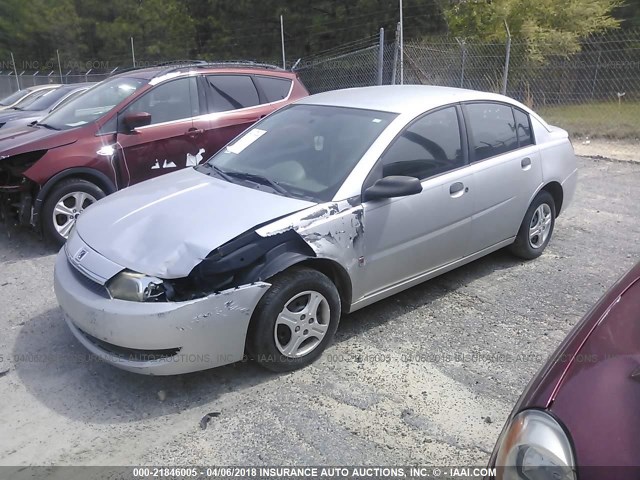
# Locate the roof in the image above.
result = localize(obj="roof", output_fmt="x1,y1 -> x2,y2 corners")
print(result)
114,62 -> 295,81
297,85 -> 522,114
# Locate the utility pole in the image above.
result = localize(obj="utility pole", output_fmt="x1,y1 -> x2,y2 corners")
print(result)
131,37 -> 136,68
10,52 -> 19,90
56,49 -> 63,83
280,15 -> 286,69
399,0 -> 404,85
377,28 -> 385,85
502,20 -> 511,96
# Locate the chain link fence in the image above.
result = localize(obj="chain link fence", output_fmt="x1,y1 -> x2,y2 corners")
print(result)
1,28 -> 638,159
400,30 -> 640,159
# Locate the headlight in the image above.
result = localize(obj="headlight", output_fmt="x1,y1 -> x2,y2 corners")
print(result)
495,410 -> 576,480
106,270 -> 166,302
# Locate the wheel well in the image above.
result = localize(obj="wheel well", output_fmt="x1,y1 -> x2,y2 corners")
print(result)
541,181 -> 563,217
52,173 -> 113,195
297,258 -> 353,313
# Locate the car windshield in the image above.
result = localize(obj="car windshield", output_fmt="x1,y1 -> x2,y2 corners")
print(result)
41,77 -> 146,130
15,87 -> 71,111
200,104 -> 397,202
0,89 -> 28,106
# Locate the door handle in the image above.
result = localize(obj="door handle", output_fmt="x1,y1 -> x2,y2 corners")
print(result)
521,157 -> 532,170
187,128 -> 204,137
449,182 -> 467,198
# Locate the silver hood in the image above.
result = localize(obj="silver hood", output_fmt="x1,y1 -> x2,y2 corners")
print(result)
75,168 -> 316,279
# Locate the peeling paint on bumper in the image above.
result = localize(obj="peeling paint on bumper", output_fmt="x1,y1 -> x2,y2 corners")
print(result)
53,250 -> 270,375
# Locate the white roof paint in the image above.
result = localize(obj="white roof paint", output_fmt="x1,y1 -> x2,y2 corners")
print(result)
296,85 -> 550,130
299,85 -> 518,112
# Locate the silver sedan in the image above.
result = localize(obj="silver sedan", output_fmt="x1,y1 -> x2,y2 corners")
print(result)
54,85 -> 577,374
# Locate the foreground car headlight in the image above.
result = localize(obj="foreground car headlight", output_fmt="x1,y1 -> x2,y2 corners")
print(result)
495,410 -> 576,480
106,270 -> 166,302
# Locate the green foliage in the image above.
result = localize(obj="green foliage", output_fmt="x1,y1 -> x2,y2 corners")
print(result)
0,0 -> 635,70
444,0 -> 622,61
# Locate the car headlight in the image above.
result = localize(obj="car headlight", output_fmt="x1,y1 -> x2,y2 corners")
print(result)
106,270 -> 166,302
495,410 -> 576,480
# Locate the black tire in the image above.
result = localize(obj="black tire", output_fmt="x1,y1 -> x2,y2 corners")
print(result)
42,178 -> 105,246
246,267 -> 341,372
509,190 -> 556,260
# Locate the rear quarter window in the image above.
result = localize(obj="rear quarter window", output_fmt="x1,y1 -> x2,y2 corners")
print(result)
254,76 -> 292,102
514,108 -> 534,147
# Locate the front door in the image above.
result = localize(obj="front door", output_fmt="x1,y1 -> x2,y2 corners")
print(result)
116,77 -> 201,185
360,105 -> 475,298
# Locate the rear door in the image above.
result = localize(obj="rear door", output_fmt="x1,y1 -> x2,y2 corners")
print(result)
462,102 -> 543,253
361,105 -> 475,297
191,74 -> 294,162
116,76 -> 201,185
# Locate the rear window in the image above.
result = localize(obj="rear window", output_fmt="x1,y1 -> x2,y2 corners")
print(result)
254,76 -> 292,102
205,75 -> 259,112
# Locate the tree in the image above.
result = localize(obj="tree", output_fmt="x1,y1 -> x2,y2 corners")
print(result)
443,0 -> 622,61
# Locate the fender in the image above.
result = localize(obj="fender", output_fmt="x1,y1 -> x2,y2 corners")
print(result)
32,167 -> 117,227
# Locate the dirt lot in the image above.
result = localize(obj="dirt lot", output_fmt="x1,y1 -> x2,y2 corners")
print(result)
0,156 -> 638,467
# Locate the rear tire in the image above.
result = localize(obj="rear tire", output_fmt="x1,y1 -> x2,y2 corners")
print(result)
246,267 -> 341,372
42,178 -> 105,246
509,190 -> 556,260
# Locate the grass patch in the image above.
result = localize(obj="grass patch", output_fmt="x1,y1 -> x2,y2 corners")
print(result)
538,102 -> 640,141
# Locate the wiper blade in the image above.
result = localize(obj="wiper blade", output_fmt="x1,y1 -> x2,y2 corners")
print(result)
36,122 -> 59,130
197,163 -> 234,182
212,165 -> 234,182
225,171 -> 288,195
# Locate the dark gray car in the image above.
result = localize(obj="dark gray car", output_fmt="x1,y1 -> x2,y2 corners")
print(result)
0,83 -> 93,130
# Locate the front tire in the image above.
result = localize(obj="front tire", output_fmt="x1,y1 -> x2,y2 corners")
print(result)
509,190 -> 556,260
42,178 -> 105,246
247,267 -> 341,372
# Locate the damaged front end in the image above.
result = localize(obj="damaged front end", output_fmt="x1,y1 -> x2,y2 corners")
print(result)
103,228 -> 317,303
0,150 -> 45,226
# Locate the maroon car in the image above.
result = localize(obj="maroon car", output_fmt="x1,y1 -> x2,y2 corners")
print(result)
0,62 -> 308,244
489,261 -> 640,480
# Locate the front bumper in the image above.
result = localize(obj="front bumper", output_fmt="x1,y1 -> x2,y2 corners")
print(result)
54,250 -> 270,375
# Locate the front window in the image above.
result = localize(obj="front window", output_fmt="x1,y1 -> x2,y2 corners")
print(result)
40,77 -> 146,130
200,104 -> 397,202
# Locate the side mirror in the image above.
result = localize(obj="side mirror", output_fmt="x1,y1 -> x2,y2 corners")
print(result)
363,175 -> 423,202
123,111 -> 151,131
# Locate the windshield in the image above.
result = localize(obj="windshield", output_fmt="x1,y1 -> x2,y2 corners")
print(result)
0,89 -> 28,106
15,87 -> 71,111
41,77 -> 146,130
200,104 -> 397,202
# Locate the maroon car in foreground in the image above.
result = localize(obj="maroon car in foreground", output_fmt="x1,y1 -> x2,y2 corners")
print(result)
0,62 -> 308,244
490,261 -> 640,480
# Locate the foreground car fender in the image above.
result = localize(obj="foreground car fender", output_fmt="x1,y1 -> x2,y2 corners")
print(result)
54,250 -> 270,375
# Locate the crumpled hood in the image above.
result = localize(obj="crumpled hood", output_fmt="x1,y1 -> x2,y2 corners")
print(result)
76,168 -> 316,279
0,123 -> 78,157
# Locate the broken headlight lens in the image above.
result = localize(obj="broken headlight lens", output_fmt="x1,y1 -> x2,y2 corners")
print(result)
495,410 -> 576,480
106,270 -> 166,302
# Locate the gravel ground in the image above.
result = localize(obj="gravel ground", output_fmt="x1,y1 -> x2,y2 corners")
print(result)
0,156 -> 638,467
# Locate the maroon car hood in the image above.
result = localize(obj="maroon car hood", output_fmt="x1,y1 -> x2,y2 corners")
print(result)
549,271 -> 640,468
0,124 -> 79,157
